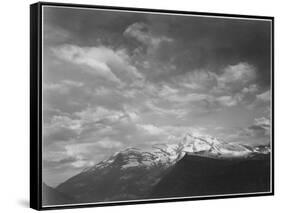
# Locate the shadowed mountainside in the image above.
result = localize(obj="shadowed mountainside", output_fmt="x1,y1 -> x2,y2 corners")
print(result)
150,153 -> 270,198
56,149 -> 171,203
42,183 -> 76,206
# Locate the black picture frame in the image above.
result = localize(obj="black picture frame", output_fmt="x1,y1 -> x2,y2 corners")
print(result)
30,1 -> 274,210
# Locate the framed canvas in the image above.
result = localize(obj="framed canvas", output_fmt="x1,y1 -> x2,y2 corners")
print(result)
30,2 -> 274,210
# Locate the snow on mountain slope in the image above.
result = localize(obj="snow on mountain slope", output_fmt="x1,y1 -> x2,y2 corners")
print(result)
84,132 -> 270,173
83,145 -> 180,173
182,133 -> 253,157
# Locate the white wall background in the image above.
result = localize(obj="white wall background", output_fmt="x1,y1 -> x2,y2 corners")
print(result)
0,0 -> 279,212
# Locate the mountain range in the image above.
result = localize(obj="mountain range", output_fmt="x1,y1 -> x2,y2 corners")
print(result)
43,132 -> 271,205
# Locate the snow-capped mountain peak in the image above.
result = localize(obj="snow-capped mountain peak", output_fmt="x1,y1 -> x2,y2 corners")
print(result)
181,132 -> 254,157
84,132 -> 270,173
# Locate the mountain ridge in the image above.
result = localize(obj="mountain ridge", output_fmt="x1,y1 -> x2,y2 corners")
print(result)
49,132 -> 270,205
81,132 -> 270,175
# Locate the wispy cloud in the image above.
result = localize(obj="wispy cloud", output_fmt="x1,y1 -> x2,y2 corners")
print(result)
52,44 -> 143,85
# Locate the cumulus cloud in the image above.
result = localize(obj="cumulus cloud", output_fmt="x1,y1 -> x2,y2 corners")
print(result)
124,22 -> 173,49
216,62 -> 256,93
257,90 -> 271,102
255,117 -> 270,127
242,84 -> 258,94
163,63 -> 259,110
176,63 -> 256,97
137,124 -> 166,135
179,70 -> 218,91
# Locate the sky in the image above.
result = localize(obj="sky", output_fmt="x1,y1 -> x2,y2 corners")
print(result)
42,6 -> 272,187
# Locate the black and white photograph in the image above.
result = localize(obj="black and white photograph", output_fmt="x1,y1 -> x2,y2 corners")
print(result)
32,2 -> 273,209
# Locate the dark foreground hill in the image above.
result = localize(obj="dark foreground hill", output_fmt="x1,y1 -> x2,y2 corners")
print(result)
151,153 -> 271,198
42,183 -> 76,206
53,153 -> 270,205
